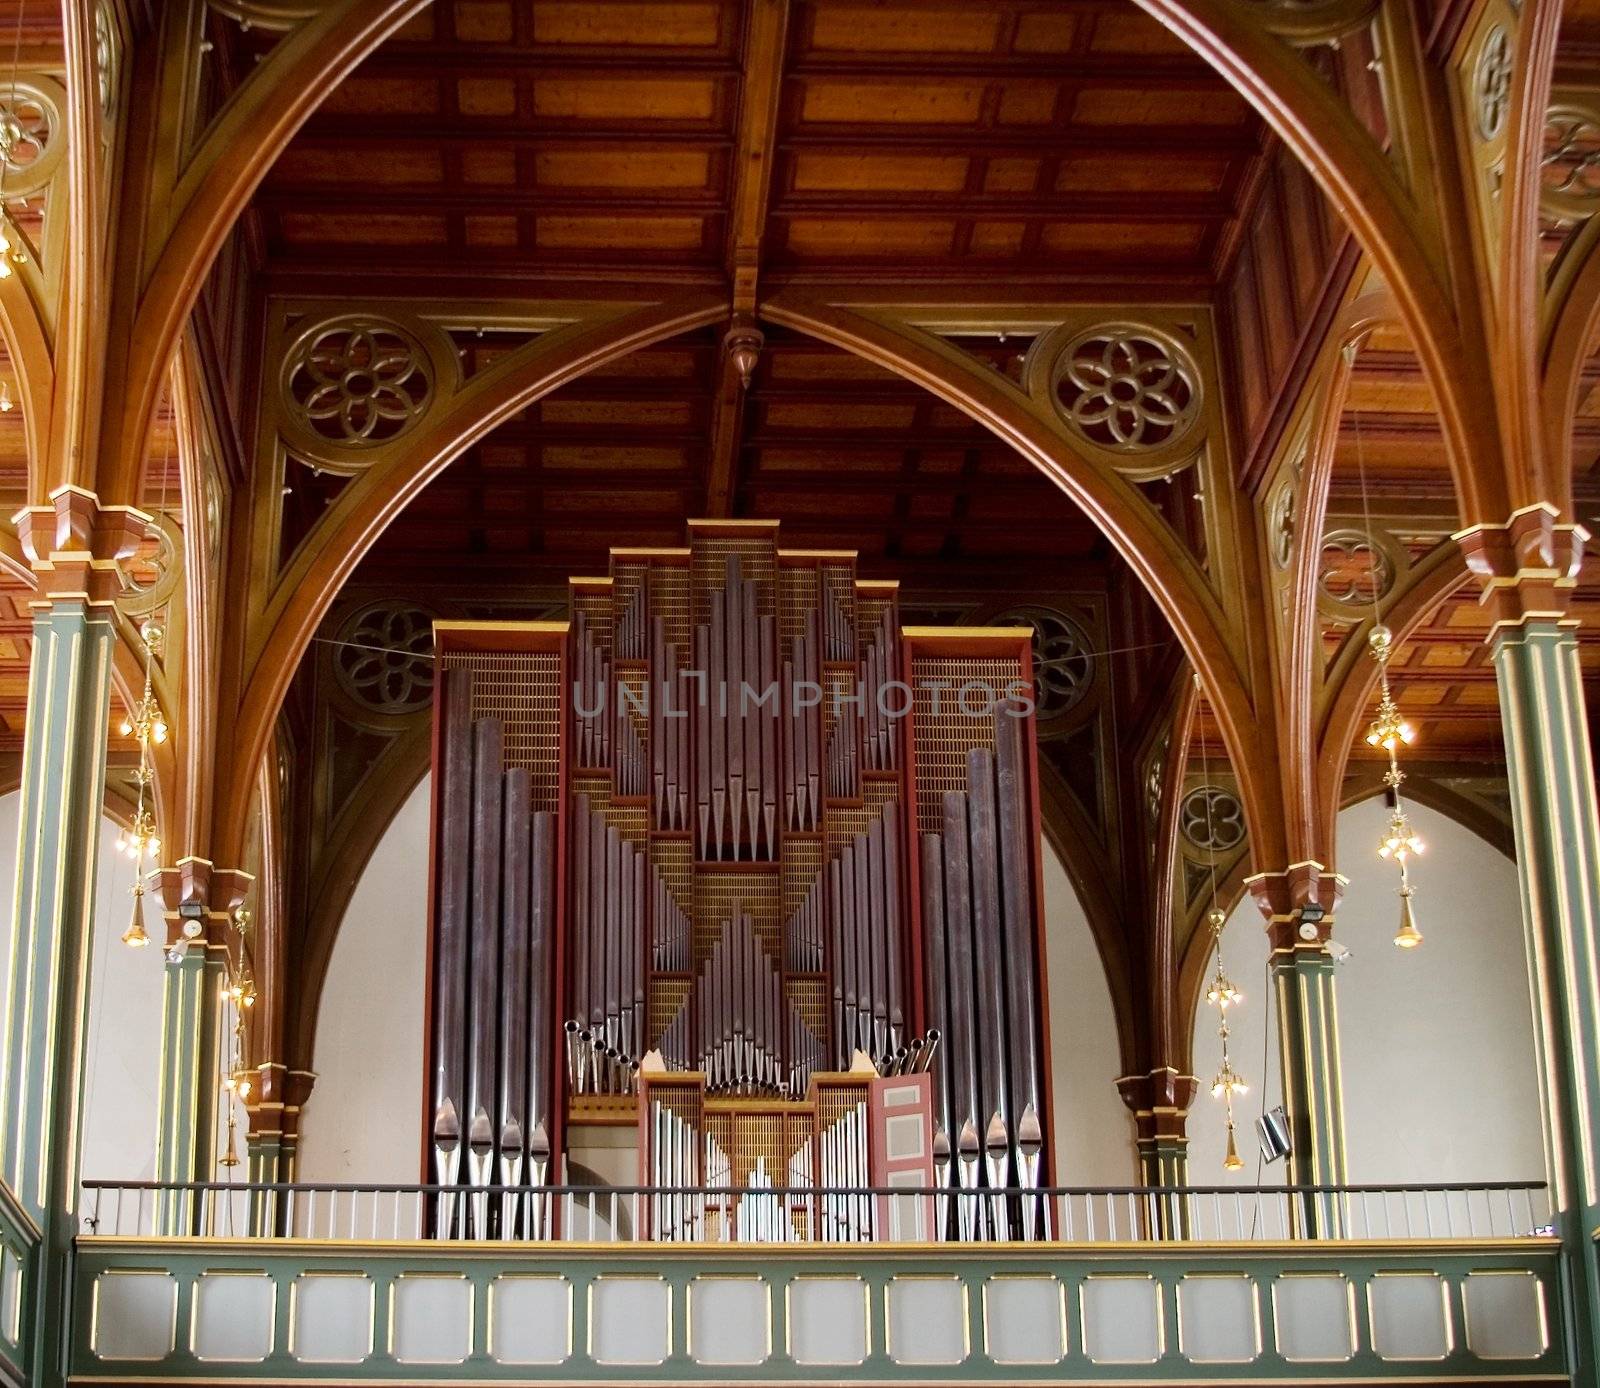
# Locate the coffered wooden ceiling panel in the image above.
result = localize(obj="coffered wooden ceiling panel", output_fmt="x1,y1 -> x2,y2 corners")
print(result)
248,0 -> 1264,291
351,326 -> 1107,591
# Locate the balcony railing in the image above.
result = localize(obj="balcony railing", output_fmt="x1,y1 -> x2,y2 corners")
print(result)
82,1178 -> 1553,1244
70,1180 -> 1566,1383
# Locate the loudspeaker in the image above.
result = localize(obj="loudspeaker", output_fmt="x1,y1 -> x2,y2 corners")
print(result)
1256,1106 -> 1291,1163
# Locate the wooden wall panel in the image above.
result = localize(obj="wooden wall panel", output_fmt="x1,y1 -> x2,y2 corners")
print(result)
1217,142 -> 1353,490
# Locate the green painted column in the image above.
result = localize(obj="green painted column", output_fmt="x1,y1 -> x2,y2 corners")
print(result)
152,861 -> 252,1233
1248,864 -> 1346,1237
153,945 -> 222,1232
1461,509 -> 1600,1385
1116,1069 -> 1197,1238
0,489 -> 145,1388
246,1066 -> 314,1235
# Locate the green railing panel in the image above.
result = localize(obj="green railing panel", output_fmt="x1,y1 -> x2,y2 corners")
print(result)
0,1179 -> 37,1387
69,1237 -> 1568,1382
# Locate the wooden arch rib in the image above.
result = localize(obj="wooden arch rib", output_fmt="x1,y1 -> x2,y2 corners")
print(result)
1284,290 -> 1398,852
102,0 -> 430,503
214,293 -> 727,865
0,274 -> 53,501
1541,217 -> 1600,515
762,292 -> 1281,866
1313,540 -> 1474,856
1497,0 -> 1567,509
1131,0 -> 1509,526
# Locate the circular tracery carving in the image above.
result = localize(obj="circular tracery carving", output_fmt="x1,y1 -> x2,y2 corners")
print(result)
334,603 -> 436,716
1269,461 -> 1302,571
994,605 -> 1095,726
1146,729 -> 1170,827
1316,527 -> 1397,613
1474,25 -> 1513,142
94,5 -> 116,120
0,78 -> 63,197
1542,105 -> 1600,222
119,513 -> 181,617
281,315 -> 434,456
1051,327 -> 1200,454
1179,785 -> 1245,854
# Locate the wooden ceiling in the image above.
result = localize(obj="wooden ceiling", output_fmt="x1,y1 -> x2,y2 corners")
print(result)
0,0 -> 1587,785
245,0 -> 1263,296
350,325 -> 1110,592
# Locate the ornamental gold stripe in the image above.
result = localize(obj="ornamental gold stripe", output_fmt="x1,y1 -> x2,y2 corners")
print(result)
1524,630 -> 1597,1210
62,618 -> 113,1212
0,612 -> 54,1193
34,618 -> 82,1209
1493,633 -> 1571,1211
1544,630 -> 1600,1208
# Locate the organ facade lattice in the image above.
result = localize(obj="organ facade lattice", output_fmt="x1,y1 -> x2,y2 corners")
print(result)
424,520 -> 1053,1238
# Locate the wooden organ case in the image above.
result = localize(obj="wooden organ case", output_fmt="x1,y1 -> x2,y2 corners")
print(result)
423,521 -> 1053,1239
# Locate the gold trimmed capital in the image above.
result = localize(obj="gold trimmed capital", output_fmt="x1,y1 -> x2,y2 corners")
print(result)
14,486 -> 151,605
248,1064 -> 316,1140
1246,862 -> 1345,949
1115,1068 -> 1199,1142
1455,505 -> 1588,632
155,858 -> 254,948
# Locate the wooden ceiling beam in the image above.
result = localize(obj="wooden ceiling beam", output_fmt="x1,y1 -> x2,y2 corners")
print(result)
284,121 -> 1254,155
706,0 -> 792,518
257,260 -> 1215,295
258,187 -> 1232,220
411,465 -> 1063,498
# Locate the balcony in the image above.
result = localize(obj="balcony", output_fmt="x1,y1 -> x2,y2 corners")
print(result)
63,1179 -> 1565,1383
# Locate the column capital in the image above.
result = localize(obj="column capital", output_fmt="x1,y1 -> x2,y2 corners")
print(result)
13,485 -> 150,606
1455,503 -> 1588,632
1245,862 -> 1346,951
247,1065 -> 316,1143
154,858 -> 253,949
1115,1067 -> 1199,1143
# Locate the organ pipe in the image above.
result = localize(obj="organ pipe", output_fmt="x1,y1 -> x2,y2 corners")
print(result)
427,526 -> 1048,1239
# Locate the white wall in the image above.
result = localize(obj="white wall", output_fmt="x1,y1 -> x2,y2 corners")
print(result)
1042,843 -> 1138,1184
297,775 -> 431,1183
1189,798 -> 1545,1185
0,790 -> 167,1185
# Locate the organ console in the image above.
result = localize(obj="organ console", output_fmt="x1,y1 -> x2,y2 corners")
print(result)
423,520 -> 1052,1240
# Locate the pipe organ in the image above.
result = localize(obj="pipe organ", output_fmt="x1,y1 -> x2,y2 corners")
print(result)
424,521 -> 1052,1239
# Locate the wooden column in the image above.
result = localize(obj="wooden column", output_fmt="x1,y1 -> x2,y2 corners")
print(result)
1460,506 -> 1600,1383
0,489 -> 144,1388
1246,862 -> 1346,1236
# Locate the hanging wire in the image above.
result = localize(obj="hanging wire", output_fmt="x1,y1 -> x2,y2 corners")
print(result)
1349,372 -> 1424,944
1194,675 -> 1247,1171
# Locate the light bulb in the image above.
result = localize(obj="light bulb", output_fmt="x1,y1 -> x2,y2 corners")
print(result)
118,717 -> 133,737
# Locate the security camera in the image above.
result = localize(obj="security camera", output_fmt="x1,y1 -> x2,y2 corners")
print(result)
1327,939 -> 1352,964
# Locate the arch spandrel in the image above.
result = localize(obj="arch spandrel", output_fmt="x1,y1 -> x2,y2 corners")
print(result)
213,292 -> 728,867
